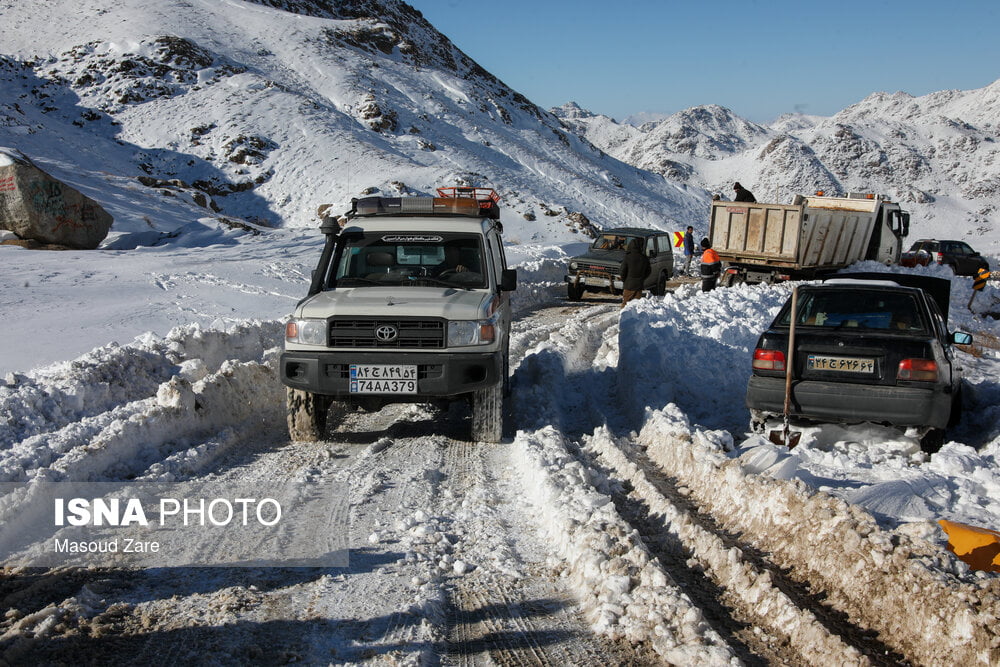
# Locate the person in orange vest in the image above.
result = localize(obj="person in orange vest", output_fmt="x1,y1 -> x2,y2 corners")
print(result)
969,266 -> 991,310
699,237 -> 721,292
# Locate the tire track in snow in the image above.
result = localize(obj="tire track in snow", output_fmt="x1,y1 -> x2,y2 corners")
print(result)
510,300 -> 909,664
581,428 -> 903,666
437,439 -> 643,666
638,413 -> 1000,666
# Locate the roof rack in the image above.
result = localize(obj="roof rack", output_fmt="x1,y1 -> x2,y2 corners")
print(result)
436,186 -> 500,203
350,187 -> 501,220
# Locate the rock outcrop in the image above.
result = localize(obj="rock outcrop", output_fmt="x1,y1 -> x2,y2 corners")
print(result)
0,149 -> 113,249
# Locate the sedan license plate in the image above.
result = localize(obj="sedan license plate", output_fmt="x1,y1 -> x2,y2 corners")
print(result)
349,364 -> 417,394
807,355 -> 875,373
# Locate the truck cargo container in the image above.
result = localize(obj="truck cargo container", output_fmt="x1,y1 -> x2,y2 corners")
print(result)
709,193 -> 909,285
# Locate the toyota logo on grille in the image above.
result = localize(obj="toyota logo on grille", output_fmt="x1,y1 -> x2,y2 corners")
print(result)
375,324 -> 398,342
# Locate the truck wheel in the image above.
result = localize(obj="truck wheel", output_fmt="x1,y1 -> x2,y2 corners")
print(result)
286,387 -> 333,441
919,428 -> 944,454
567,282 -> 584,301
471,381 -> 503,443
652,270 -> 668,296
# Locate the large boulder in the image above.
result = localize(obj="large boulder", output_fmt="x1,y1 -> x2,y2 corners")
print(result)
0,148 -> 113,249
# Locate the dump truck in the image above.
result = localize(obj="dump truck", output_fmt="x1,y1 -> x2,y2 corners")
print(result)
709,192 -> 910,285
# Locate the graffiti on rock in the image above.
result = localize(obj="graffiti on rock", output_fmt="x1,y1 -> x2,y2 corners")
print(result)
27,180 -> 98,232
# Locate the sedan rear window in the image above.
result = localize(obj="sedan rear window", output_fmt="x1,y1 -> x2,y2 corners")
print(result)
778,289 -> 927,332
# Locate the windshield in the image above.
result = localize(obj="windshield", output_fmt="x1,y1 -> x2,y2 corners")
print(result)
777,289 -> 928,332
330,232 -> 487,289
592,234 -> 637,251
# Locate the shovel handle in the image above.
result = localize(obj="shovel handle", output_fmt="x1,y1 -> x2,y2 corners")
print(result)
783,286 -> 798,417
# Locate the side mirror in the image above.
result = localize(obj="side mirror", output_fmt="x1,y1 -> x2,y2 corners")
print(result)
952,331 -> 973,346
500,268 -> 517,292
901,213 -> 910,236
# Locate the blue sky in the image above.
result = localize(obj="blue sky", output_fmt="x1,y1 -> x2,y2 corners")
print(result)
408,0 -> 1000,123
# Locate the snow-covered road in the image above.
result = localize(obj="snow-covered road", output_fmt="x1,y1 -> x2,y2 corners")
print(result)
2,247 -> 1000,664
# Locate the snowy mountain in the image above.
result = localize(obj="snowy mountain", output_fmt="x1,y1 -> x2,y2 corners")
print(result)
0,0 -> 702,248
2,0 -> 997,252
554,82 -> 1000,252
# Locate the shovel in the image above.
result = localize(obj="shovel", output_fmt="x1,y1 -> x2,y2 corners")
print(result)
770,285 -> 802,449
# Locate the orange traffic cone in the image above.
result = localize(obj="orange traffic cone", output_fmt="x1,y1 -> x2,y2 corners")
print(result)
938,519 -> 1000,572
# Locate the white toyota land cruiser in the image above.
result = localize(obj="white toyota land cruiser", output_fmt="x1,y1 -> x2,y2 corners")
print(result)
280,187 -> 516,443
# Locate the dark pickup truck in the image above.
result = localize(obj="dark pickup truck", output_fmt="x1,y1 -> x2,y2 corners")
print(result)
745,273 -> 973,451
565,227 -> 674,300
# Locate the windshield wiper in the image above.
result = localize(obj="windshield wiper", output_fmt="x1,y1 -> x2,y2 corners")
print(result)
407,276 -> 470,290
336,277 -> 384,287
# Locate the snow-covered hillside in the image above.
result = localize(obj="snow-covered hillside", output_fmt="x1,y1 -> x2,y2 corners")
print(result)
555,82 -> 1000,252
0,0 -> 701,248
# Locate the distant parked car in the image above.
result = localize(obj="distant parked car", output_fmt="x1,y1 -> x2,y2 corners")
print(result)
564,227 -> 674,300
745,273 -> 973,451
900,239 -> 989,276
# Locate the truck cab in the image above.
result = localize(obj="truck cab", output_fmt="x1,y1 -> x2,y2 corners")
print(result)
280,188 -> 516,443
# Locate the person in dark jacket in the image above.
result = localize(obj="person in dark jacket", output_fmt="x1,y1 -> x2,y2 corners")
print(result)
619,238 -> 651,308
681,225 -> 695,276
733,182 -> 756,203
699,237 -> 721,292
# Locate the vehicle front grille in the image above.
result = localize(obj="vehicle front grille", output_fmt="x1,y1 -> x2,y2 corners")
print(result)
577,263 -> 614,276
329,318 -> 445,349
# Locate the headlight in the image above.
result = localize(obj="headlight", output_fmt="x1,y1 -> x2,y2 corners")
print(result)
569,261 -> 578,270
448,320 -> 496,346
448,296 -> 501,347
285,319 -> 327,345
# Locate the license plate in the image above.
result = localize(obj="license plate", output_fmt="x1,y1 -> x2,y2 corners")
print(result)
807,355 -> 875,373
349,364 -> 417,394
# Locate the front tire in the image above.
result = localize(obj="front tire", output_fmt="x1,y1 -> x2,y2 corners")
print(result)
567,282 -> 584,301
471,381 -> 503,443
286,388 -> 333,441
652,270 -> 668,296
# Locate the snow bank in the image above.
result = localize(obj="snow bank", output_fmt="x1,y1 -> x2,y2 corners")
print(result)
635,406 -> 1000,665
0,321 -> 284,485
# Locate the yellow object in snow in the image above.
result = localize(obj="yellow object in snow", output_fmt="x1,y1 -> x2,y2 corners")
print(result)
973,267 -> 990,291
938,519 -> 1000,572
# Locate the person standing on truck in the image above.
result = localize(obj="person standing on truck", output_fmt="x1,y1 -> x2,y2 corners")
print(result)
620,238 -> 651,308
699,237 -> 721,292
681,225 -> 695,276
733,182 -> 756,203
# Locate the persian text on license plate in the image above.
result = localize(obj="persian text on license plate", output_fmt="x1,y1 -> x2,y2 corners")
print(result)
349,364 -> 417,394
807,355 -> 875,373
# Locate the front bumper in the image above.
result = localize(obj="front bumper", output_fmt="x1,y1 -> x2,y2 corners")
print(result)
280,350 -> 502,398
565,274 -> 624,291
745,375 -> 952,429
